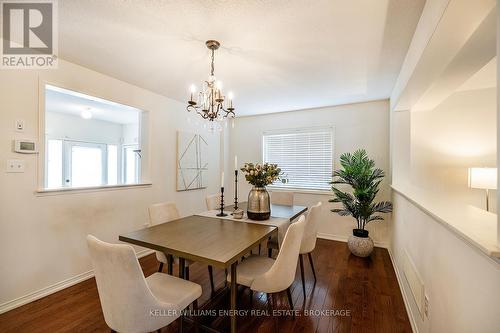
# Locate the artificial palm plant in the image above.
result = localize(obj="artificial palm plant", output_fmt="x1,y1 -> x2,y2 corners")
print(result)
329,149 -> 392,237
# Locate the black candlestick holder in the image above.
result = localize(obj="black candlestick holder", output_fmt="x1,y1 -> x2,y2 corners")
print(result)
217,186 -> 228,217
234,170 -> 238,210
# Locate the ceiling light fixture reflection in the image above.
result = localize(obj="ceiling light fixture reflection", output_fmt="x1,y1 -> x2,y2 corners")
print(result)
81,108 -> 93,119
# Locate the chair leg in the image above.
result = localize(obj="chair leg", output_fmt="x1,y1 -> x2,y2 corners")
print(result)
267,293 -> 278,333
249,289 -> 253,308
185,266 -> 189,281
307,252 -> 317,282
158,262 -> 164,272
268,247 -> 273,258
224,268 -> 228,287
178,314 -> 183,333
299,254 -> 306,299
208,265 -> 215,293
286,287 -> 295,319
258,243 -> 261,255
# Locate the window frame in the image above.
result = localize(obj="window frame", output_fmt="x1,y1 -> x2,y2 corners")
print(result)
261,126 -> 335,193
37,81 -> 151,193
122,144 -> 141,184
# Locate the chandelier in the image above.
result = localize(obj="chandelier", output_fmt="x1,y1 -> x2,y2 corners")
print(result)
187,40 -> 235,122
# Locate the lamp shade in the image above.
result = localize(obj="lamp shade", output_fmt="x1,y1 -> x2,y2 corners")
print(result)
468,167 -> 497,190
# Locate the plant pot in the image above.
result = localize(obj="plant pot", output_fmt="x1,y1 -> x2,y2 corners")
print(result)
347,229 -> 374,257
247,186 -> 270,220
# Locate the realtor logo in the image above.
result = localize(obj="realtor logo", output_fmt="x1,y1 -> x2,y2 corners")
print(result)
1,0 -> 58,68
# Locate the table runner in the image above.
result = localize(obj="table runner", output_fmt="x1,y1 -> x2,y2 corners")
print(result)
196,209 -> 290,244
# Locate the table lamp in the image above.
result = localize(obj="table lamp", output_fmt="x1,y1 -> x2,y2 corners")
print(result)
468,167 -> 497,211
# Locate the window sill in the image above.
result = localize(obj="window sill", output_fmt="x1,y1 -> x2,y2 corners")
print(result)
391,184 -> 500,260
267,186 -> 332,196
35,183 -> 153,196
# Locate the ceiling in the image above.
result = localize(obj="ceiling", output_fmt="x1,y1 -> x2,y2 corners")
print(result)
58,0 -> 425,116
457,57 -> 497,92
46,85 -> 140,124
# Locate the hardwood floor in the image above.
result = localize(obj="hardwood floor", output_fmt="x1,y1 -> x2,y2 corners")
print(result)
0,239 -> 411,333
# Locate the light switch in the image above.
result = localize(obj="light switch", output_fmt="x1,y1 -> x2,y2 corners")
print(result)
6,159 -> 25,173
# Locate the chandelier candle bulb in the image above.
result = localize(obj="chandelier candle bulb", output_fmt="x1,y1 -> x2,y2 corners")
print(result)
189,85 -> 196,102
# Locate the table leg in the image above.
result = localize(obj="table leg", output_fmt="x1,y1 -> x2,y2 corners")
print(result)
230,262 -> 237,333
167,254 -> 173,275
179,258 -> 185,279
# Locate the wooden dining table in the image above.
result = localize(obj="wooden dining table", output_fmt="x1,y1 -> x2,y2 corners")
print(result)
119,203 -> 307,333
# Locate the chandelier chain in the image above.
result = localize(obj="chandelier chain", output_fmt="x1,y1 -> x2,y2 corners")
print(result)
210,49 -> 215,77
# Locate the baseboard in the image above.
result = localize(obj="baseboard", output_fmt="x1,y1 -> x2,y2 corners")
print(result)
387,247 -> 419,333
318,232 -> 389,248
0,249 -> 154,315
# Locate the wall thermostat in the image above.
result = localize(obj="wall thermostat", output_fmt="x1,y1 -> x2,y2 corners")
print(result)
13,140 -> 38,154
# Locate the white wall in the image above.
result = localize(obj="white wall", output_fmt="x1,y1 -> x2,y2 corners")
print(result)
391,192 -> 500,333
230,100 -> 391,245
0,60 -> 223,311
389,1 -> 500,332
410,86 -> 497,213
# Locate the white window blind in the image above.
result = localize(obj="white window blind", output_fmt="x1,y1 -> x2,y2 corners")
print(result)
263,127 -> 333,191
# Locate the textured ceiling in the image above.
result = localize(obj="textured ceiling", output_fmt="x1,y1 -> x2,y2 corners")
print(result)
59,0 -> 425,116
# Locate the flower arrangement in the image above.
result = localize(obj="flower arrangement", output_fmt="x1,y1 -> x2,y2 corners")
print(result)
240,163 -> 282,187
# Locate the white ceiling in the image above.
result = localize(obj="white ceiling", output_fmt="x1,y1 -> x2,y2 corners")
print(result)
58,0 -> 425,116
46,85 -> 140,124
457,57 -> 497,92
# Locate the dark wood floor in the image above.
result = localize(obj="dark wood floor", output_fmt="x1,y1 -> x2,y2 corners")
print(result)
0,239 -> 411,333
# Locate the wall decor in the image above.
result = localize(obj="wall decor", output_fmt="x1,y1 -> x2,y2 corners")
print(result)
176,131 -> 208,191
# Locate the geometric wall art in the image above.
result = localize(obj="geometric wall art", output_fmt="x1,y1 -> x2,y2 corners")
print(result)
176,131 -> 208,191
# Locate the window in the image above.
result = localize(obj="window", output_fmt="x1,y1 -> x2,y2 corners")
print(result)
44,85 -> 143,189
263,127 -> 333,191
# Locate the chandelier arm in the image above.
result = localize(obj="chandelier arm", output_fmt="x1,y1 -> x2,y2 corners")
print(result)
220,106 -> 235,118
198,111 -> 209,119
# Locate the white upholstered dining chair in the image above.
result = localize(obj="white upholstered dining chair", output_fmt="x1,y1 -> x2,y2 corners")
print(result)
227,215 -> 306,321
267,191 -> 295,257
149,201 -> 216,293
270,190 -> 294,206
205,194 -> 221,210
87,235 -> 202,333
298,201 -> 322,298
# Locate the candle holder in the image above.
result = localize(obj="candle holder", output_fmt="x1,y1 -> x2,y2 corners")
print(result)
234,170 -> 238,210
216,187 -> 228,217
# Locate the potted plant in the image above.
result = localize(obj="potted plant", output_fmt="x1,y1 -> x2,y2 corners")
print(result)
329,149 -> 392,257
240,163 -> 282,220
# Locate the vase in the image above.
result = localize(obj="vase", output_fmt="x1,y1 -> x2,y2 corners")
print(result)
347,229 -> 374,257
247,186 -> 271,220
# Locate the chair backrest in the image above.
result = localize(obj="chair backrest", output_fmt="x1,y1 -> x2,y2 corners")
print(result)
251,215 -> 306,293
270,191 -> 294,206
148,201 -> 180,226
300,202 -> 322,254
205,194 -> 221,210
86,235 -> 176,332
